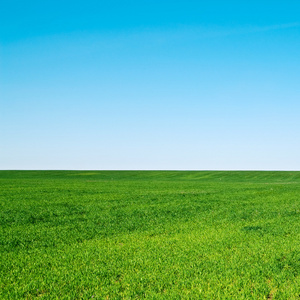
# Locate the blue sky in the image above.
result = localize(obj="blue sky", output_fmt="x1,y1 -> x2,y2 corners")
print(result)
1,1 -> 300,170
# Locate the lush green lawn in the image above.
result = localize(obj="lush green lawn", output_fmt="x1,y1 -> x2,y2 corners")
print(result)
1,171 -> 300,299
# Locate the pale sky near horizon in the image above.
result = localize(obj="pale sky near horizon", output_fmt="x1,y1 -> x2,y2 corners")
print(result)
1,1 -> 300,170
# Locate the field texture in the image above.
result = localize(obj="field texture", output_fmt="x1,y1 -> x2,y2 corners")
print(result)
1,171 -> 300,299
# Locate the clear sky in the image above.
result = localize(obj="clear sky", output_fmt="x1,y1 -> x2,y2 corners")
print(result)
1,1 -> 300,170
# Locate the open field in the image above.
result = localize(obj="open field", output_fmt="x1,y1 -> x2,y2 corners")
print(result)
1,171 -> 300,299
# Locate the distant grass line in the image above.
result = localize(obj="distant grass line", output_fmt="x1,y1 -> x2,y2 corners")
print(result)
1,171 -> 300,299
1,170 -> 300,181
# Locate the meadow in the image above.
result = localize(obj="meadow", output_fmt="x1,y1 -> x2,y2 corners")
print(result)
1,170 -> 300,299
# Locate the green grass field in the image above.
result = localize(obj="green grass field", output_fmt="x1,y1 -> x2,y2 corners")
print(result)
1,171 -> 300,299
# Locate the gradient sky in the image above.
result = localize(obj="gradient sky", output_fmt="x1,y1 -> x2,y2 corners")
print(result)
1,1 -> 300,170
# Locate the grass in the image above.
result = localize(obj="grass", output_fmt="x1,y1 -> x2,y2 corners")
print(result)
1,170 -> 300,299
